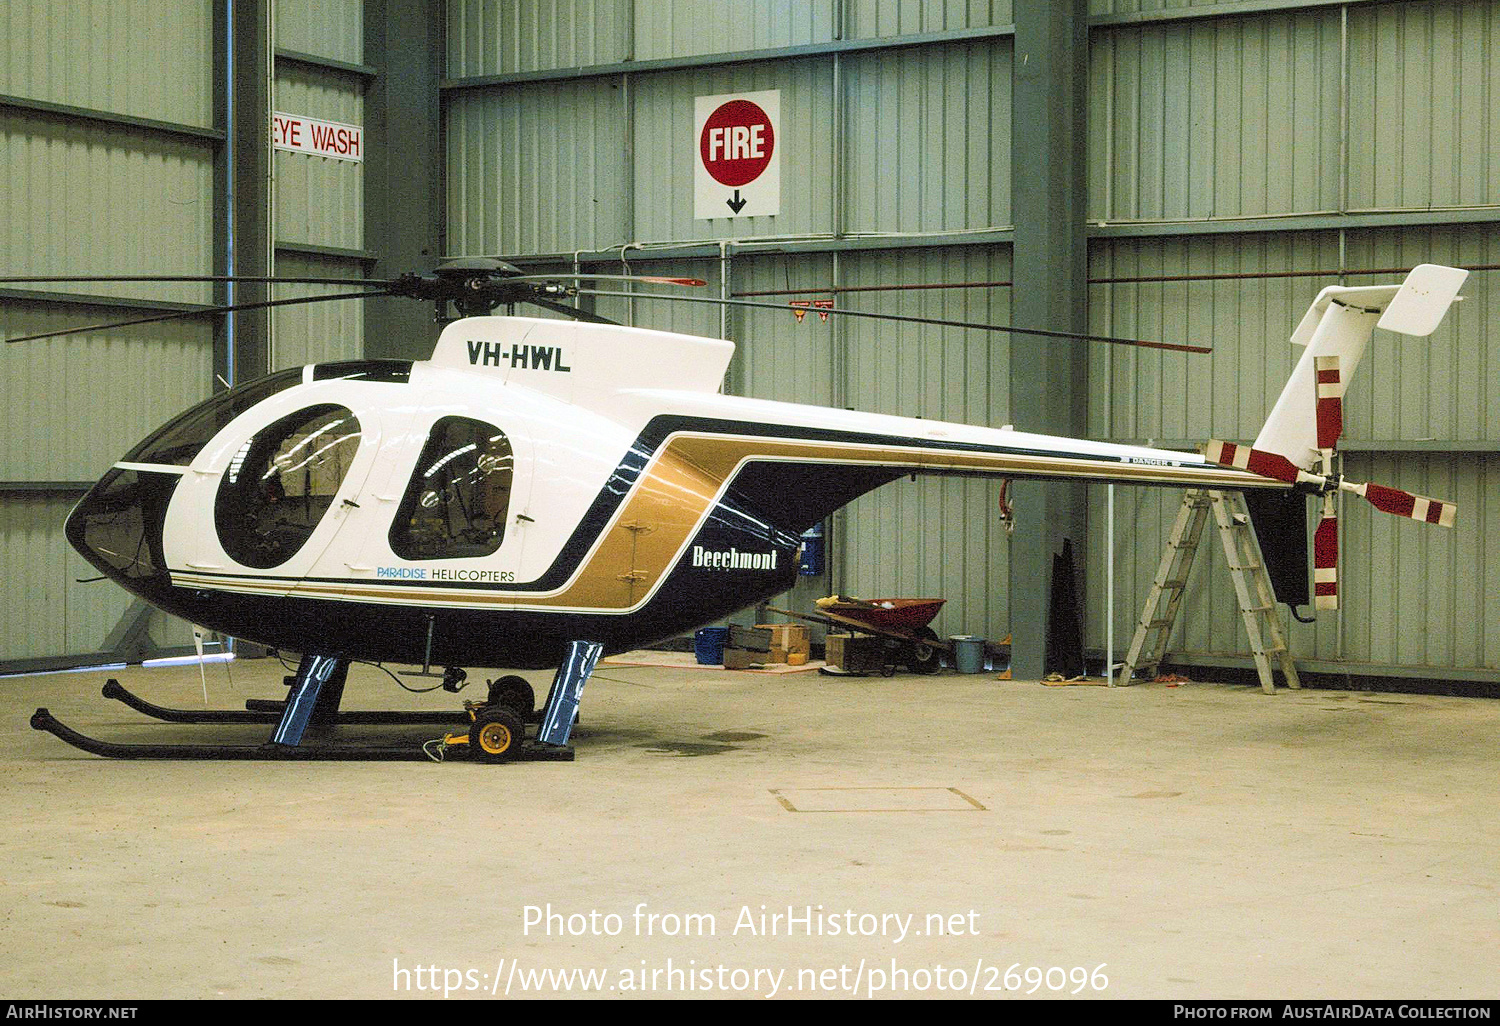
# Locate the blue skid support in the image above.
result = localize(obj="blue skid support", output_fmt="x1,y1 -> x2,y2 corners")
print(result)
536,641 -> 603,746
271,654 -> 345,748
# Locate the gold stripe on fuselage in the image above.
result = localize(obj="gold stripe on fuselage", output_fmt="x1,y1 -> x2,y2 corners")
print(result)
173,432 -> 1270,613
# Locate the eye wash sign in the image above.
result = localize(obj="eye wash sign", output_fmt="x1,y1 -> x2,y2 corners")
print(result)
694,90 -> 780,219
273,112 -> 364,163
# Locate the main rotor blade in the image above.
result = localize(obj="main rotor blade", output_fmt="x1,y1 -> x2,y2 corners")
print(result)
0,274 -> 396,287
3,289 -> 389,344
506,273 -> 707,288
522,295 -> 622,325
569,287 -> 1212,354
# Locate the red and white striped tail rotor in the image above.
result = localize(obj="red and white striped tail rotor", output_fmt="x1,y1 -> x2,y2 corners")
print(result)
1203,347 -> 1456,613
1313,505 -> 1339,610
1342,480 -> 1457,528
1314,354 -> 1344,452
1310,356 -> 1344,609
1202,440 -> 1306,485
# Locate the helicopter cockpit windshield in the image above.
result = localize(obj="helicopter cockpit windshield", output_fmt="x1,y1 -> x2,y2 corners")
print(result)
123,368 -> 305,467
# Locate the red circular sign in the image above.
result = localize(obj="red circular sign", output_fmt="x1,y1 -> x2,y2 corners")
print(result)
699,100 -> 775,188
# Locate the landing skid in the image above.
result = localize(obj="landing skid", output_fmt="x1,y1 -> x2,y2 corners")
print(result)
29,708 -> 440,761
102,679 -> 465,726
30,645 -> 603,763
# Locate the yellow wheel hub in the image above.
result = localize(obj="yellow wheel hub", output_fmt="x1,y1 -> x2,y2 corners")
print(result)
477,720 -> 513,754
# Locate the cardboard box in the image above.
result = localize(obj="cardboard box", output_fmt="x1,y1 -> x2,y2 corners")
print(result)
755,623 -> 810,657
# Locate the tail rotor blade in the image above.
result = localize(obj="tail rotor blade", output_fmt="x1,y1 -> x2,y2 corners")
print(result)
1313,510 -> 1339,610
1345,481 -> 1457,527
1314,354 -> 1344,451
1203,440 -> 1305,484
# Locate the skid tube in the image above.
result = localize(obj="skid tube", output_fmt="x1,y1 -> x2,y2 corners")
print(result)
101,679 -> 466,726
29,708 -> 437,761
29,648 -> 597,762
30,706 -> 575,762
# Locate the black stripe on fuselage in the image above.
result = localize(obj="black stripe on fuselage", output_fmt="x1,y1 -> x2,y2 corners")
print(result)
175,414 -> 1206,594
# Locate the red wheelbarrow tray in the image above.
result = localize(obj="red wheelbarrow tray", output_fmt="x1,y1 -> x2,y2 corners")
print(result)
766,598 -> 947,646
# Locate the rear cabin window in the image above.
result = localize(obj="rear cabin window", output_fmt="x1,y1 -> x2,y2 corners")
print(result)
390,417 -> 514,561
214,404 -> 362,569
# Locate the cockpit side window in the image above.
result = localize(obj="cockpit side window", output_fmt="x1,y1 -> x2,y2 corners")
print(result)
214,404 -> 362,569
390,417 -> 514,561
124,367 -> 304,467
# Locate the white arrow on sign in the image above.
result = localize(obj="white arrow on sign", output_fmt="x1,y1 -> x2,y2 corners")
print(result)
694,90 -> 780,220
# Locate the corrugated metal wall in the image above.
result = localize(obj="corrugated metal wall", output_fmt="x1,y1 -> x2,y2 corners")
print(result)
270,252 -> 368,368
273,68 -> 365,253
841,39 -> 1011,233
0,0 -> 214,127
836,247 -> 1012,641
446,36 -> 1013,253
1088,9 -> 1343,221
443,1 -> 1016,75
447,0 -> 631,77
635,1 -> 835,59
272,0 -> 367,368
277,1 -> 365,64
1346,2 -> 1500,210
0,0 -> 218,664
446,78 -> 630,255
444,2 -> 1017,646
1,0 -> 372,668
1086,0 -> 1500,677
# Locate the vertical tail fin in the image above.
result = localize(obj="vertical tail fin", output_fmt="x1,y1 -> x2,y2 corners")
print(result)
1252,264 -> 1467,471
1203,265 -> 1467,613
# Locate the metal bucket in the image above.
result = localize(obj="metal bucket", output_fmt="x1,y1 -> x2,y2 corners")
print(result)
949,635 -> 985,674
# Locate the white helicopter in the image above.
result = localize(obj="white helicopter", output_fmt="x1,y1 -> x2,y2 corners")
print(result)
7,259 -> 1466,762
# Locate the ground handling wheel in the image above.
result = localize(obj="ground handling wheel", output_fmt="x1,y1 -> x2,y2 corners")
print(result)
905,627 -> 943,674
486,675 -> 535,719
468,706 -> 526,763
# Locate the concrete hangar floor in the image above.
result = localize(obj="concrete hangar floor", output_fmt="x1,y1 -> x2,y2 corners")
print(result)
3,656 -> 1497,1000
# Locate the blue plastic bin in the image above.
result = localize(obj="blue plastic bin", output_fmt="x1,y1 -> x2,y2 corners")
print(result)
694,626 -> 729,665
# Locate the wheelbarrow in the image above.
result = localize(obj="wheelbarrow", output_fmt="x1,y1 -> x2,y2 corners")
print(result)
765,597 -> 948,675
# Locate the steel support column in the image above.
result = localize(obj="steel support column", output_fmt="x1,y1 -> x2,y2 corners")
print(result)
364,0 -> 446,359
230,0 -> 273,384
1008,1 -> 1090,679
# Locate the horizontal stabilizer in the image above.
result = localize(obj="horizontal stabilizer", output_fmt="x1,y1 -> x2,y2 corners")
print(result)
1377,264 -> 1469,337
1258,264 -> 1467,472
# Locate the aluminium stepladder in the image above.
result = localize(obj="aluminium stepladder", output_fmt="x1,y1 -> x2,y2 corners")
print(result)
1114,489 -> 1300,694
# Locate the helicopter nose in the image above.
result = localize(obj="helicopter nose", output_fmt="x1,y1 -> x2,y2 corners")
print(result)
66,467 -> 182,593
